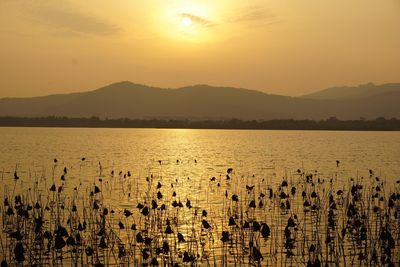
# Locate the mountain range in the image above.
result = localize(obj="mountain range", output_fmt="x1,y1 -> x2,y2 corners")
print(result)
0,81 -> 399,120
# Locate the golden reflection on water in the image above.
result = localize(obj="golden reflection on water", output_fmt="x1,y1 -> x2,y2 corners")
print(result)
0,128 -> 399,266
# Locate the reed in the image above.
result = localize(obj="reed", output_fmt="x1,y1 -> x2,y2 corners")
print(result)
0,159 -> 399,266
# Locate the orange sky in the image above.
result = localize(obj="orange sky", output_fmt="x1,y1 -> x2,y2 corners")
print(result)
0,0 -> 399,97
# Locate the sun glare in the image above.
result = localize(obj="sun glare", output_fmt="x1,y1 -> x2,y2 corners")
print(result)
159,2 -> 217,43
181,16 -> 192,27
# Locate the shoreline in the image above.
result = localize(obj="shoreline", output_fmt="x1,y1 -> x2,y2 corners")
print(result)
1,117 -> 400,131
1,125 -> 400,131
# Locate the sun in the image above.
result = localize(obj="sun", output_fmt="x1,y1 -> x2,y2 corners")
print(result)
159,3 -> 217,42
181,16 -> 192,27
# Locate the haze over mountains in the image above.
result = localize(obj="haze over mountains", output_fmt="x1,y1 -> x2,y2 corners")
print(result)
0,82 -> 399,120
301,82 -> 400,100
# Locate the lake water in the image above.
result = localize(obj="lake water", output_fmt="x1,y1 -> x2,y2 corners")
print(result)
1,127 -> 399,182
0,127 -> 399,266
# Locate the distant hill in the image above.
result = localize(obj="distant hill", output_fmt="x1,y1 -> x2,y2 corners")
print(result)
301,82 -> 400,100
0,81 -> 399,120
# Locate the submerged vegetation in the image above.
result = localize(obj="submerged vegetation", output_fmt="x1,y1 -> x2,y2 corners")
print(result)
0,116 -> 400,130
0,159 -> 399,266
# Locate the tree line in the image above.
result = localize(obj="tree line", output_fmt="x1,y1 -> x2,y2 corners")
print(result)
0,116 -> 399,130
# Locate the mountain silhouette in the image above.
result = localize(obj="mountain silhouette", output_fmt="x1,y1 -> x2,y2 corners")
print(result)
0,81 -> 399,120
301,82 -> 400,100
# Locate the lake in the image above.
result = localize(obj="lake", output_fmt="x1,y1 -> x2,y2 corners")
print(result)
1,127 -> 399,181
0,127 -> 399,266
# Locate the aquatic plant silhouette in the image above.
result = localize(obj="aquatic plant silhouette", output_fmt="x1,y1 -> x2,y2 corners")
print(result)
0,159 -> 399,266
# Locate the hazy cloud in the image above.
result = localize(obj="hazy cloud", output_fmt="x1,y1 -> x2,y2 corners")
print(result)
33,6 -> 118,36
7,1 -> 119,36
178,13 -> 215,28
227,6 -> 280,27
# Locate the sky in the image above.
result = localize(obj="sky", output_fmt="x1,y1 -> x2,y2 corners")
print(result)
0,0 -> 399,98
